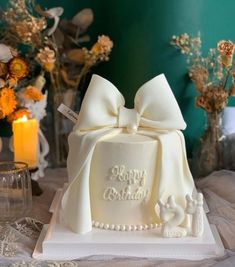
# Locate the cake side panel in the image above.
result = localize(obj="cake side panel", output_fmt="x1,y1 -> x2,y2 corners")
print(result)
89,134 -> 159,226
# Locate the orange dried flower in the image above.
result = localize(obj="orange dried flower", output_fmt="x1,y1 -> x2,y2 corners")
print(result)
217,40 -> 234,67
8,57 -> 29,79
90,43 -> 102,55
91,35 -> 113,55
0,87 -> 17,117
7,108 -> 30,123
97,35 -> 113,53
217,40 -> 234,56
36,47 -> 56,72
22,85 -> 44,101
195,96 -> 205,109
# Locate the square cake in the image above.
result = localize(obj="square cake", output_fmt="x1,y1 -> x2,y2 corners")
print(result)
33,74 -> 224,260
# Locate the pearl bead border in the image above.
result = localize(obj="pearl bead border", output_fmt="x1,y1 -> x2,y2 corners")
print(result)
92,220 -> 160,231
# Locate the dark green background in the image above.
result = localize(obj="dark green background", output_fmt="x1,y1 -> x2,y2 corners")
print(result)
1,0 -> 235,156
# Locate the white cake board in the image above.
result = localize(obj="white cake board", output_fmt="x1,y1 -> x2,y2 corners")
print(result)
33,186 -> 224,261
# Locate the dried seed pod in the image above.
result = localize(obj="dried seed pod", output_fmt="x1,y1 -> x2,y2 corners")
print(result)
66,48 -> 85,64
72,8 -> 94,33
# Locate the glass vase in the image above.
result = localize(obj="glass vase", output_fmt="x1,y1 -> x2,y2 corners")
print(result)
193,111 -> 222,178
0,162 -> 32,225
44,72 -> 90,167
45,88 -> 82,167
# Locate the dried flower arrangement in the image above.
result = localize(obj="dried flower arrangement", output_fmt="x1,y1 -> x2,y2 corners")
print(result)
171,33 -> 235,176
0,0 -> 113,106
0,44 -> 46,123
0,0 -> 114,164
171,33 -> 235,113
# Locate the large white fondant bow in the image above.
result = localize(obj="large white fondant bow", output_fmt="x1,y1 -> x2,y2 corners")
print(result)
61,74 -> 194,234
76,74 -> 186,131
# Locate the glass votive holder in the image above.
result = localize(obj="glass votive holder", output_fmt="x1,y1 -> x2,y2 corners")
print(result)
0,161 -> 32,225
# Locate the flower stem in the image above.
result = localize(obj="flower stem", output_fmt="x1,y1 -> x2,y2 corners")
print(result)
223,69 -> 231,89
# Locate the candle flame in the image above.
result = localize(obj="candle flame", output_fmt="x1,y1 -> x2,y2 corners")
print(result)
21,115 -> 28,121
15,115 -> 28,122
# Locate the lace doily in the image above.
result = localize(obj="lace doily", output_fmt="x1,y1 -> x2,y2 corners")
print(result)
0,217 -> 43,258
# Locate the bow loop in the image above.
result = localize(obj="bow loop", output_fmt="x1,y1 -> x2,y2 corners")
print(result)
75,75 -> 125,131
135,74 -> 186,130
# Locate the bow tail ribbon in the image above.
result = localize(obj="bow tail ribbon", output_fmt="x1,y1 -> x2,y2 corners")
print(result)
140,130 -> 194,207
61,128 -> 121,234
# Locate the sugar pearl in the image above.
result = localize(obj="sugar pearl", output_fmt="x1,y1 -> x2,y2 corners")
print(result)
133,225 -> 137,231
115,225 -> 120,231
120,225 -> 126,231
126,123 -> 137,134
104,224 -> 109,230
110,224 -> 115,230
144,224 -> 149,230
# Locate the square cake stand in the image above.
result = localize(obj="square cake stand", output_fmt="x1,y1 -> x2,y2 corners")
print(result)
33,184 -> 224,260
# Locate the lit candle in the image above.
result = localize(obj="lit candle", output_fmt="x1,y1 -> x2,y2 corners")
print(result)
13,115 -> 39,168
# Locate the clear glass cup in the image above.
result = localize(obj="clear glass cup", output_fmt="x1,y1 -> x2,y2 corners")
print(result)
0,161 -> 32,225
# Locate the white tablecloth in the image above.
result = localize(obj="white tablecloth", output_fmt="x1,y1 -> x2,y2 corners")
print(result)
1,168 -> 235,267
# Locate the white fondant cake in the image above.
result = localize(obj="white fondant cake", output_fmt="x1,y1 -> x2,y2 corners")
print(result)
60,73 -> 195,234
33,74 -> 224,260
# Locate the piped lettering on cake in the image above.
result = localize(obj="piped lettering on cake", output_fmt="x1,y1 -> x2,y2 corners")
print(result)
103,165 -> 149,202
109,165 -> 147,185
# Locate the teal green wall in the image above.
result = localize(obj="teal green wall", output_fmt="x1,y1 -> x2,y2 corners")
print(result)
1,0 -> 235,156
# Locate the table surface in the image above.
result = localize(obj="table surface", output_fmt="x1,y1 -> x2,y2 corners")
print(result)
1,168 -> 235,267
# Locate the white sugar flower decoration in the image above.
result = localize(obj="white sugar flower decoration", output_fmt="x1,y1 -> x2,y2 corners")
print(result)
0,44 -> 13,63
21,91 -> 48,121
46,7 -> 64,36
